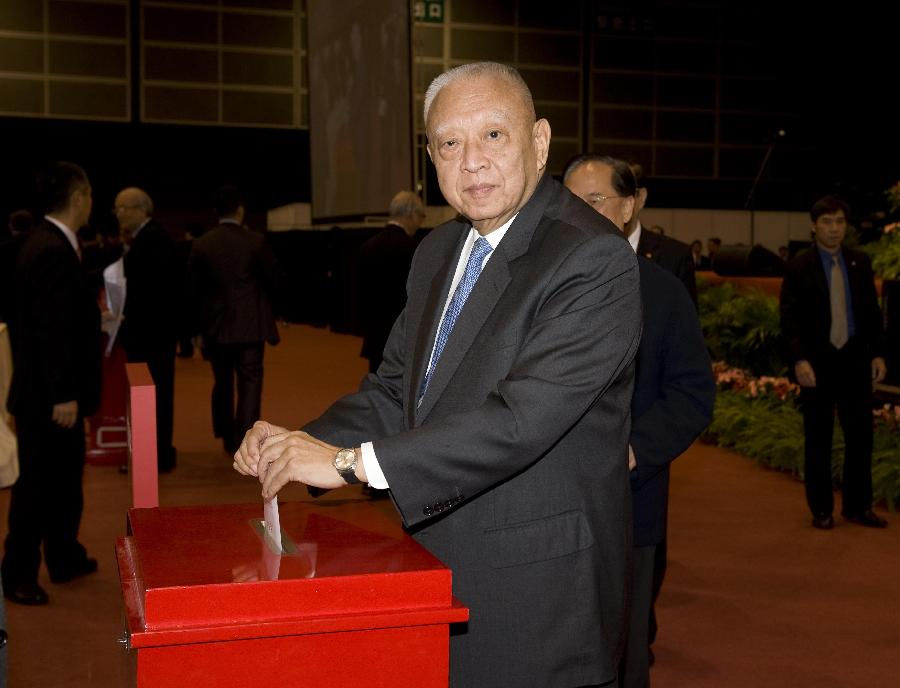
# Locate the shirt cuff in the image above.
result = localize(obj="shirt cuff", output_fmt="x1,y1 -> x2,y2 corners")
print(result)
360,441 -> 389,489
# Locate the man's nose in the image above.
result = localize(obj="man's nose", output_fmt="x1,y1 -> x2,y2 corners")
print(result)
460,139 -> 489,173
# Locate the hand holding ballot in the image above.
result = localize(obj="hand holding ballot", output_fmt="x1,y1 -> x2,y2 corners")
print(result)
233,421 -> 365,497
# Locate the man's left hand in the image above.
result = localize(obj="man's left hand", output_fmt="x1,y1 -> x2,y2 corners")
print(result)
872,357 -> 887,386
258,431 -> 346,499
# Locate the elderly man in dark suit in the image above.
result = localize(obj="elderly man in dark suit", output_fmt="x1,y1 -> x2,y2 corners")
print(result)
357,190 -> 425,373
188,186 -> 280,455
780,195 -> 887,530
234,62 -> 641,687
115,187 -> 179,471
566,155 -> 715,688
2,162 -> 102,606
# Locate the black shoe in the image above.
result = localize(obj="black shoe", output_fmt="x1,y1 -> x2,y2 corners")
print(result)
49,557 -> 98,584
812,513 -> 834,529
4,581 -> 49,605
842,510 -> 887,528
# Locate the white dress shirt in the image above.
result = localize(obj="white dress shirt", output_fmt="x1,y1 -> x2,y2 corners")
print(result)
361,214 -> 518,489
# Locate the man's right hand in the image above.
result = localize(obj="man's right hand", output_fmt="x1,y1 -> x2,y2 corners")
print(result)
234,420 -> 289,477
52,400 -> 79,429
795,360 -> 816,388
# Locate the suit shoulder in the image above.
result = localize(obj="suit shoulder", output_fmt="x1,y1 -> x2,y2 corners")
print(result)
638,256 -> 692,307
657,234 -> 691,255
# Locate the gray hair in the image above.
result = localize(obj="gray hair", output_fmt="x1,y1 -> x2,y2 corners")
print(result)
389,190 -> 425,219
119,186 -> 154,215
423,62 -> 535,126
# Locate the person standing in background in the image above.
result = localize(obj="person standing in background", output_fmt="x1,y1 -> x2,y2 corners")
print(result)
2,162 -> 101,606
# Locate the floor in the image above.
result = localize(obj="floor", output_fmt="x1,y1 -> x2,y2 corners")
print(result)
1,324 -> 897,687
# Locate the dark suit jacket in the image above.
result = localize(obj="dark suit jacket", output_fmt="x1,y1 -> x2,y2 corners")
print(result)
6,220 -> 101,418
119,219 -> 178,355
304,175 -> 642,687
0,232 -> 27,324
636,227 -> 697,305
780,246 -> 885,374
357,223 -> 417,362
188,222 -> 279,346
630,258 -> 715,547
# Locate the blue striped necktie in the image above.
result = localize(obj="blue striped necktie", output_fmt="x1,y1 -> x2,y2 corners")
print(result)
418,236 -> 493,403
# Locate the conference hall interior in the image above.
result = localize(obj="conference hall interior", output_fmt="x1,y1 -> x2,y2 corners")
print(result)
0,1 -> 897,687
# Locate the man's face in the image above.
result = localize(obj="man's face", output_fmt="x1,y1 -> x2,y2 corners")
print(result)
812,211 -> 846,252
426,74 -> 550,234
564,161 -> 635,232
114,190 -> 148,239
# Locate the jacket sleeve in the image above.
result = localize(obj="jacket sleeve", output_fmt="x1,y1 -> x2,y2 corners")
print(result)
629,285 -> 714,489
779,258 -> 809,365
33,247 -> 81,405
858,253 -> 886,359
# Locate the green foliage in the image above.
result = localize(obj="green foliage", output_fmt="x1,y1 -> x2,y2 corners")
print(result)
698,281 -> 787,377
706,389 -> 900,510
860,233 -> 900,280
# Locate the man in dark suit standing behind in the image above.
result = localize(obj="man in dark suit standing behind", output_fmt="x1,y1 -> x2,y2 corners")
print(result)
357,190 -> 424,373
566,155 -> 715,687
188,187 -> 279,455
115,187 -> 179,471
626,164 -> 697,306
2,162 -> 101,606
234,62 -> 642,687
780,195 -> 887,529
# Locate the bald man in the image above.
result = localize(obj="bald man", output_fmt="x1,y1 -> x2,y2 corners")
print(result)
114,187 -> 179,472
565,155 -> 714,688
357,190 -> 426,373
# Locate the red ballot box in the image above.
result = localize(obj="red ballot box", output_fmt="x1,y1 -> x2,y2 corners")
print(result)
117,501 -> 468,687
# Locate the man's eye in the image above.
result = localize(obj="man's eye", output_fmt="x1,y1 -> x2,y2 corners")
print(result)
487,130 -> 501,140
442,140 -> 457,149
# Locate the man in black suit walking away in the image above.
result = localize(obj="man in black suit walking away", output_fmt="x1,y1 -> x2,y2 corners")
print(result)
566,155 -> 715,687
357,190 -> 425,373
188,187 -> 280,455
2,162 -> 101,606
780,195 -> 887,530
114,187 -> 179,472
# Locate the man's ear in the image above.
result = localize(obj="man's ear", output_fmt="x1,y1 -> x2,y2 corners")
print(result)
533,118 -> 551,172
623,196 -> 636,227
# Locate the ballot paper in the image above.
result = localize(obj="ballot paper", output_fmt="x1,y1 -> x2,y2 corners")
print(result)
102,258 -> 126,356
263,496 -> 282,553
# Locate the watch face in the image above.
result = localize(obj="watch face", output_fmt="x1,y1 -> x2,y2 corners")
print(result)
334,449 -> 356,470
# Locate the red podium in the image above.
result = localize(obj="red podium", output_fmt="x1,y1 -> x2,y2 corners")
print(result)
117,501 -> 468,687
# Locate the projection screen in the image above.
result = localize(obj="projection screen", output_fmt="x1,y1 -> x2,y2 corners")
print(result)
307,0 -> 413,221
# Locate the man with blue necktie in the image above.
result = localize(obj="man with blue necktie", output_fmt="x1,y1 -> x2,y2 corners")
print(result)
234,62 -> 641,687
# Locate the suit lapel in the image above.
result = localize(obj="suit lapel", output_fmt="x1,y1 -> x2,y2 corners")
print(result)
413,174 -> 556,424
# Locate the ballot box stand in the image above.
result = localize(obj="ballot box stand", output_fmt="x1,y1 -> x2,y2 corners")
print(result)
85,340 -> 129,466
125,363 -> 158,509
117,502 -> 468,687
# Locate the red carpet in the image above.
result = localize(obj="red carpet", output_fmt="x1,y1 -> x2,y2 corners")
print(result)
1,325 -> 896,686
